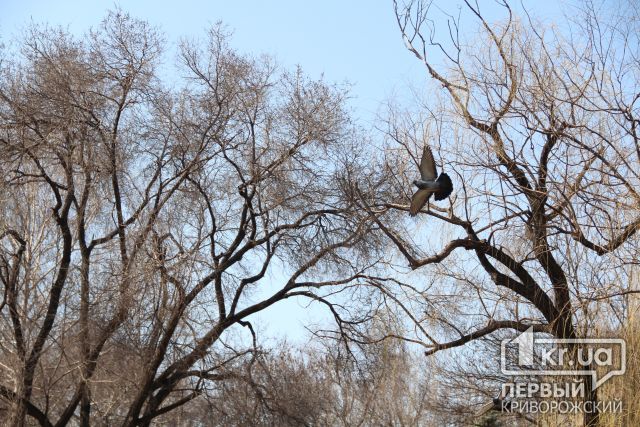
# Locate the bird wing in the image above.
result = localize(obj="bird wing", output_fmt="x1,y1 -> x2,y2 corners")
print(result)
434,172 -> 453,201
410,189 -> 432,216
419,146 -> 438,180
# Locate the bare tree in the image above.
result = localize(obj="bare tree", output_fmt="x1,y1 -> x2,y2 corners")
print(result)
3,3 -> 638,426
0,10 -> 386,426
344,0 -> 640,425
189,331 -> 436,427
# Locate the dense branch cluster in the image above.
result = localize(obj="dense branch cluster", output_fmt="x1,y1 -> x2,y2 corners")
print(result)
0,12 -> 387,426
0,1 -> 639,425
369,1 -> 640,424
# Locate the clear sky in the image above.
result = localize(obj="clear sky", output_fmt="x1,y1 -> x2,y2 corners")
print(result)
0,0 -> 567,137
1,1 -> 428,128
0,0 -> 567,344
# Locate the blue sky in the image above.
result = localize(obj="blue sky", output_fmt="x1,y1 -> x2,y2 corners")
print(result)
1,1 -> 426,128
0,0 -> 566,130
0,0 -> 567,344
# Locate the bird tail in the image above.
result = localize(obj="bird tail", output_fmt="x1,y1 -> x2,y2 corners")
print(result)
434,173 -> 453,201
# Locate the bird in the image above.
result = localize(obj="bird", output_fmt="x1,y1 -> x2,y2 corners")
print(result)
409,145 -> 453,216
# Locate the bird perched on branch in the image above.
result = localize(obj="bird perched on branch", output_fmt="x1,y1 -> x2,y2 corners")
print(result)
409,145 -> 453,216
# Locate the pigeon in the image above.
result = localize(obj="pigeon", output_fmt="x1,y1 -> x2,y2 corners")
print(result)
409,146 -> 453,216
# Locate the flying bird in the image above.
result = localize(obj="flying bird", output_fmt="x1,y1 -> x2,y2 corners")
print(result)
409,146 -> 453,216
